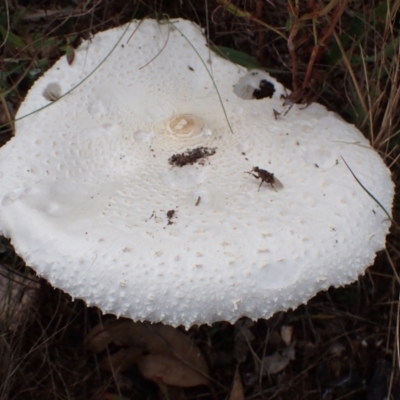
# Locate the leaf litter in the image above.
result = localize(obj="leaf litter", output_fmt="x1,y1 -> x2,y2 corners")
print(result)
86,320 -> 209,389
228,368 -> 245,400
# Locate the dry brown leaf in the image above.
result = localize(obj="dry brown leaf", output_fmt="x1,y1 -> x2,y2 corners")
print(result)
281,325 -> 293,346
85,322 -> 117,352
86,320 -> 209,377
138,353 -> 208,387
262,352 -> 290,375
261,341 -> 296,375
99,347 -> 143,373
229,368 -> 245,400
86,320 -> 158,352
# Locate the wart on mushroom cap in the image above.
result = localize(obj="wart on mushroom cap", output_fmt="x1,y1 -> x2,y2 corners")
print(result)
0,19 -> 394,328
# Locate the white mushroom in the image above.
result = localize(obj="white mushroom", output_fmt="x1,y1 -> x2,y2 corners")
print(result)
0,19 -> 394,328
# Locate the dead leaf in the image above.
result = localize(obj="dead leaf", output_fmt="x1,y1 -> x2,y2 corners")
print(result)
151,324 -> 208,374
86,320 -> 208,378
229,368 -> 245,400
99,347 -> 143,373
262,352 -> 290,375
261,340 -> 296,375
281,325 -> 293,346
138,353 -> 208,387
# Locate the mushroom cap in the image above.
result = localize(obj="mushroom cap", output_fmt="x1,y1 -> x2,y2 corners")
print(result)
0,19 -> 394,328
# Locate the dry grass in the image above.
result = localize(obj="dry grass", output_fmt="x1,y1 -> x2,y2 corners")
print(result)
0,0 -> 400,399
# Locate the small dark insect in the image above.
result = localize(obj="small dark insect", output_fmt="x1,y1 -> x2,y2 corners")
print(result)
169,147 -> 216,167
246,167 -> 283,192
188,66 -> 194,71
195,197 -> 201,206
166,210 -> 175,225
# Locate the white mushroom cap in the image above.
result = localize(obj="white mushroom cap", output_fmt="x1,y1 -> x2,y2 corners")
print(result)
0,19 -> 394,328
